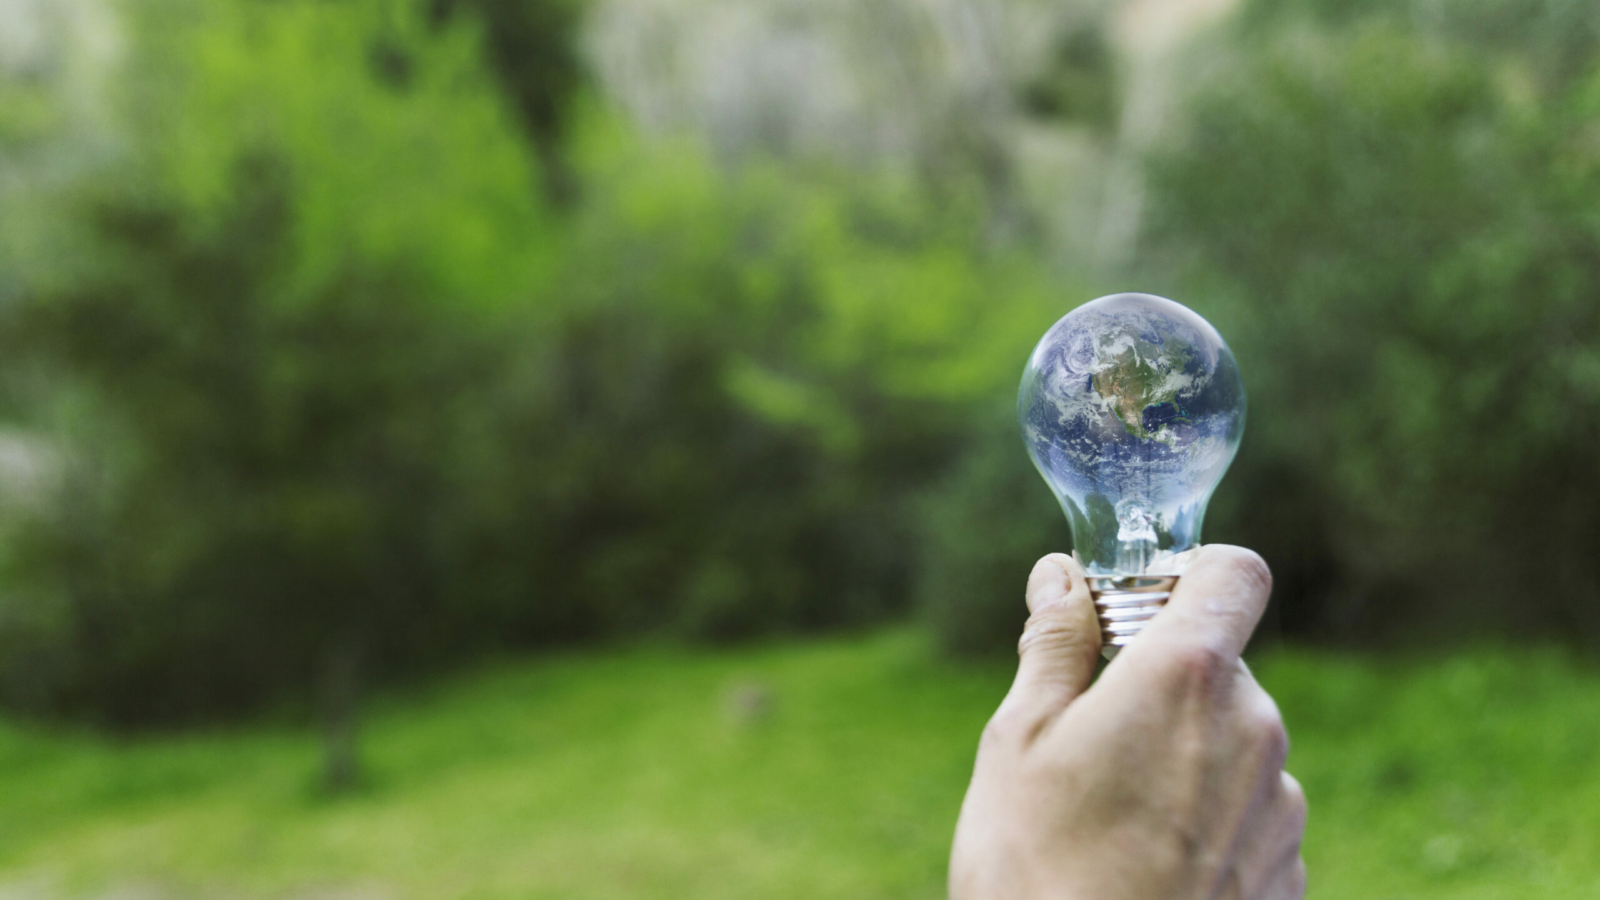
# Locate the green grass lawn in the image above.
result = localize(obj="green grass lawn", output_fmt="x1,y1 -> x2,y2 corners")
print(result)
4,630 -> 1600,899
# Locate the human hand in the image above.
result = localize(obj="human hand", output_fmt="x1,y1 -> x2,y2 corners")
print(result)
949,546 -> 1306,900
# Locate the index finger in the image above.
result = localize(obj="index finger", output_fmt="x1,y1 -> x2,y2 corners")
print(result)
1115,544 -> 1273,665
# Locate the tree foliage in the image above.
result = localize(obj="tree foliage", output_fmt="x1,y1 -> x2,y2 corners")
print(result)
4,0 -> 1597,725
0,0 -> 1062,721
1145,3 -> 1600,643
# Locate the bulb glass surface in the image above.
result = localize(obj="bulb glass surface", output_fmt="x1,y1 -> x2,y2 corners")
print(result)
1019,293 -> 1245,575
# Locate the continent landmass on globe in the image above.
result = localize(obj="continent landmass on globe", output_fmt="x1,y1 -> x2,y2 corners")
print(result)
1089,336 -> 1197,445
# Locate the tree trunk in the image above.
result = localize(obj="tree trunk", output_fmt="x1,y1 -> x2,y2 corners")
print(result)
320,635 -> 364,794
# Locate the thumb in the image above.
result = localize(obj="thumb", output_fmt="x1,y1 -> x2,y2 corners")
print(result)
998,554 -> 1101,732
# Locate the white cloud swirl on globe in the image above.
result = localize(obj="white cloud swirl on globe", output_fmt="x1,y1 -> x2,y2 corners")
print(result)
1019,293 -> 1245,575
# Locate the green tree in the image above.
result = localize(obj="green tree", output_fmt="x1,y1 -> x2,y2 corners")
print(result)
1144,6 -> 1600,644
429,0 -> 588,204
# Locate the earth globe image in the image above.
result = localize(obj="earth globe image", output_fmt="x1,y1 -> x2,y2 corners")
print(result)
1018,293 -> 1246,580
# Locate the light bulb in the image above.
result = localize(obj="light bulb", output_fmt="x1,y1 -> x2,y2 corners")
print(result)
1018,293 -> 1246,657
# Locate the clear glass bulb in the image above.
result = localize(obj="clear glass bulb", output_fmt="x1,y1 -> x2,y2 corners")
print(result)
1019,293 -> 1246,579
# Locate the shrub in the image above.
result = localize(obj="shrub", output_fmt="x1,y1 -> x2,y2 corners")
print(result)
1144,6 -> 1600,645
0,0 -> 1063,720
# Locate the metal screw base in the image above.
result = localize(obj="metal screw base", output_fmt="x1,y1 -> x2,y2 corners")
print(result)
1089,574 -> 1179,659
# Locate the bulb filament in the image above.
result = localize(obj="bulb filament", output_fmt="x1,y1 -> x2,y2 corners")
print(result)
1115,502 -> 1159,575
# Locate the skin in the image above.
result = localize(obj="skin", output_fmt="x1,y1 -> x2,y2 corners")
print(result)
949,545 -> 1307,900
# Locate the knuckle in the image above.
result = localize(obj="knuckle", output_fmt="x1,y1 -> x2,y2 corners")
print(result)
1286,794 -> 1309,836
980,707 -> 1027,751
1162,640 -> 1233,690
1248,699 -> 1289,758
1280,844 -> 1308,893
1283,772 -> 1308,817
1275,774 -> 1309,847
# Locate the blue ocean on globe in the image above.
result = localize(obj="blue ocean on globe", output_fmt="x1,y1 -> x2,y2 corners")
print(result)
1018,293 -> 1246,574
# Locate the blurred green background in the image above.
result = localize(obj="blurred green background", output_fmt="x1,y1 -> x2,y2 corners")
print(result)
1,0 -> 1598,896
